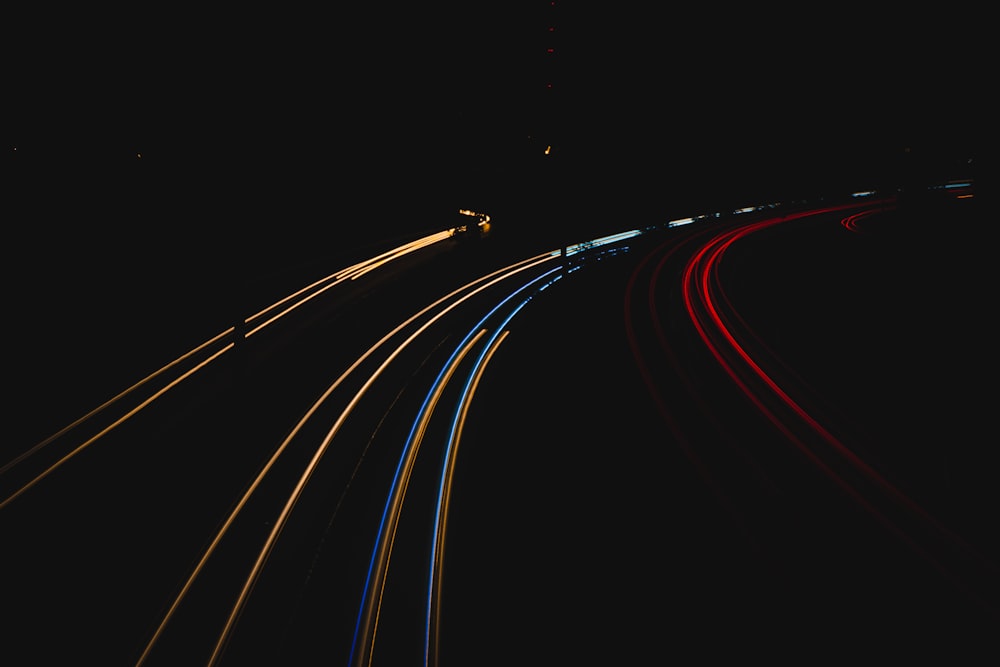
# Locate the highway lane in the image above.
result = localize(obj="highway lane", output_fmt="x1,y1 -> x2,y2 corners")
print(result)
4,187 -> 995,665
439,187 -> 997,664
3,218 -> 532,665
4,213 -> 609,666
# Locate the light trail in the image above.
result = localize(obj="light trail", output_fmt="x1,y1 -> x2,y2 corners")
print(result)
135,250 -> 558,667
244,231 -> 455,337
360,330 -> 485,667
349,265 -> 563,667
680,201 -> 996,605
623,223 -> 758,534
334,231 -> 455,282
564,229 -> 642,256
841,207 -> 890,233
0,327 -> 232,478
686,205 -> 951,518
0,343 -> 233,510
3,230 -> 456,508
424,269 -> 562,667
425,329 -> 508,667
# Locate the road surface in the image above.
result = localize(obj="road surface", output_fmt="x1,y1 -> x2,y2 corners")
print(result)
3,187 -> 995,665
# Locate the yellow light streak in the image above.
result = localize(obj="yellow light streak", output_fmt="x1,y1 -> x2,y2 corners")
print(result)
247,231 -> 453,336
0,342 -> 234,511
340,232 -> 452,281
4,230 -> 456,500
428,329 -> 508,667
336,232 -> 453,281
1,328 -> 233,479
211,258 -> 555,667
138,251 -> 556,667
245,273 -> 354,337
208,258 -> 554,667
365,330 -> 487,667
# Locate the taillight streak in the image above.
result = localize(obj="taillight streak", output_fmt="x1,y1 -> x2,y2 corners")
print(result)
682,202 -> 995,602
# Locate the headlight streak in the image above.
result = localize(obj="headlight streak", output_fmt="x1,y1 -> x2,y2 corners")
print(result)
53,184 -> 996,660
3,230 -> 457,507
335,232 -> 455,282
0,327 -> 233,479
932,181 -> 973,191
349,266 -> 563,667
425,272 -> 563,667
0,342 -> 234,511
243,273 -> 354,338
424,329 -> 509,667
244,231 -> 454,338
136,250 -> 558,667
347,329 -> 487,667
682,202 -> 996,604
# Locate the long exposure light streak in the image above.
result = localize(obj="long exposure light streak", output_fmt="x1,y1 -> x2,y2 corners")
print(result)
335,231 -> 455,282
425,270 -> 562,667
841,208 -> 887,233
0,342 -> 234,510
349,266 -> 563,667
623,225 -> 752,530
136,250 -> 558,667
565,229 -> 641,256
357,330 -> 486,667
4,230 -> 458,507
0,327 -> 233,479
247,231 -> 453,336
681,202 -> 995,604
425,329 -> 508,667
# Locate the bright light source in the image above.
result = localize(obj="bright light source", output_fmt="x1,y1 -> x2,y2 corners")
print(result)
565,230 -> 642,256
668,217 -> 696,228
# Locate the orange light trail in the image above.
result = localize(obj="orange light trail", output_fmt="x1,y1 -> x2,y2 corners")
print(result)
136,251 -> 557,667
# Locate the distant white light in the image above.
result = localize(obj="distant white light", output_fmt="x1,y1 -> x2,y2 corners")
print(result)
668,216 -> 696,228
732,203 -> 778,215
565,229 -> 641,256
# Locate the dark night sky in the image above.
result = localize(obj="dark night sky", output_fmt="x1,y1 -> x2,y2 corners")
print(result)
9,4 -> 986,249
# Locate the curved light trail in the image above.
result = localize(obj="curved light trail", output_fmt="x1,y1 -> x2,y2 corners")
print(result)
13,181 -> 989,666
136,250 -> 560,667
677,200 -> 998,610
425,328 -> 509,667
0,340 -> 234,510
349,265 -> 563,667
422,272 -> 563,667
1,229 -> 460,509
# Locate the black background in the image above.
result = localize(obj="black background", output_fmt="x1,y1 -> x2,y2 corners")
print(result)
8,4 -> 988,277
